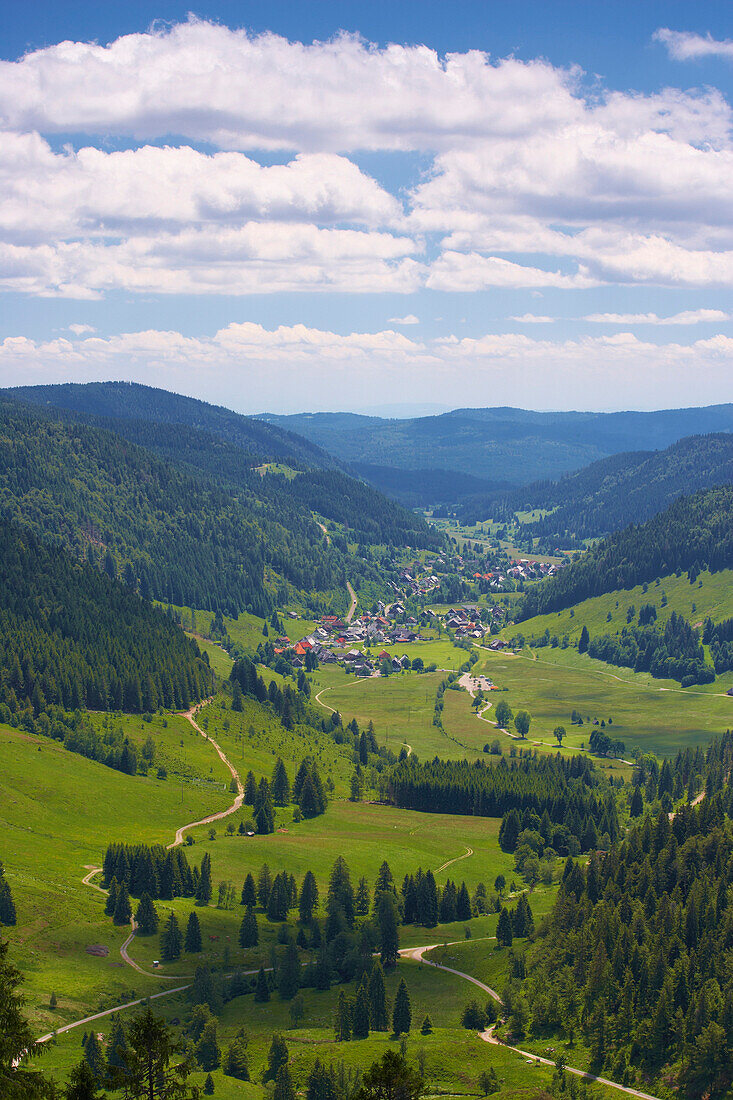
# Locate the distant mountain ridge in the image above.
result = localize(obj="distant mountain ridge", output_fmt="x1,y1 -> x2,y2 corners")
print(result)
459,432 -> 733,543
258,404 -> 733,484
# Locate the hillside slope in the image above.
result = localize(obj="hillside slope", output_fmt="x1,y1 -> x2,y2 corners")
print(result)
461,432 -> 733,541
0,520 -> 212,719
519,484 -> 733,619
258,404 -> 733,483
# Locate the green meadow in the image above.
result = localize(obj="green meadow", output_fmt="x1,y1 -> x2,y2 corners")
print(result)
0,722 -> 230,1029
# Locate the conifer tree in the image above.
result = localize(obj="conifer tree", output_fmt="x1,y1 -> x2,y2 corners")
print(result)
84,1031 -> 106,1080
420,1015 -> 432,1035
335,990 -> 352,1041
185,911 -> 202,953
456,882 -> 472,921
254,966 -> 270,1003
278,942 -> 301,1001
272,758 -> 291,805
352,977 -> 371,1039
307,1059 -> 336,1100
241,872 -> 257,909
377,891 -> 400,968
223,1031 -> 250,1080
196,853 -> 212,905
203,1073 -> 214,1095
274,1063 -> 295,1100
299,871 -> 319,923
196,1021 -> 221,1071
244,771 -> 257,805
160,912 -> 182,961
0,874 -> 17,926
134,893 -> 159,935
263,1034 -> 289,1083
368,960 -> 389,1031
104,877 -> 119,918
355,876 -> 370,916
66,1059 -> 106,1099
106,1017 -> 130,1078
496,907 -> 513,947
392,978 -> 412,1035
113,882 -> 133,926
239,908 -> 259,948
257,864 -> 273,908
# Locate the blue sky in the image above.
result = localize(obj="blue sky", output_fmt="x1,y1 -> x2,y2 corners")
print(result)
0,1 -> 731,413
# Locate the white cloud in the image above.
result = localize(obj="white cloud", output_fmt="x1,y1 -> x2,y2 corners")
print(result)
426,252 -> 596,291
585,309 -> 731,325
0,21 -> 731,298
387,314 -> 420,325
654,28 -> 733,62
67,323 -> 96,335
510,313 -> 555,323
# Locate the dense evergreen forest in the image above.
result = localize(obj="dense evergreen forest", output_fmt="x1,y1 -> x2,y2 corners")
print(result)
387,754 -> 619,851
9,381 -> 339,471
0,521 -> 212,724
585,610 -> 715,687
0,398 -> 439,618
458,433 -> 733,540
520,485 -> 733,619
524,734 -> 733,1097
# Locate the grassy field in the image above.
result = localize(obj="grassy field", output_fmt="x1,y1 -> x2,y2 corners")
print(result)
474,646 -> 733,758
0,722 -> 231,1029
512,568 -> 733,649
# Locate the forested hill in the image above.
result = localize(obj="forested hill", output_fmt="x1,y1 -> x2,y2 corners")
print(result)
8,381 -> 339,471
0,520 -> 212,719
258,403 -> 733,484
0,398 -> 440,617
519,485 -> 733,619
459,433 -> 733,541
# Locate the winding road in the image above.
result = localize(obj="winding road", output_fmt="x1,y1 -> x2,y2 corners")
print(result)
53,700 -> 662,1099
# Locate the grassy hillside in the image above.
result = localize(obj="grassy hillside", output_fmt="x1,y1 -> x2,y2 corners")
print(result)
520,485 -> 733,619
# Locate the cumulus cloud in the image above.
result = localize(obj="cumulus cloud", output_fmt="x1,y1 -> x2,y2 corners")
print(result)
655,28 -> 733,62
0,21 -> 731,297
510,313 -> 555,323
67,323 -> 96,335
585,309 -> 731,325
426,252 -> 596,291
387,314 -> 420,325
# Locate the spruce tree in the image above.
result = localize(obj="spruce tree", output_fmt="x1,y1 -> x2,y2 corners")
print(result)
84,1031 -> 106,1080
257,864 -> 273,908
299,871 -> 319,923
274,1063 -> 296,1100
239,908 -> 259,948
244,771 -> 257,805
161,912 -> 182,961
196,1021 -> 221,1071
135,893 -> 159,935
106,1017 -> 130,1077
355,877 -> 370,916
104,877 -> 119,918
420,1015 -> 432,1035
307,1059 -> 336,1100
0,875 -> 17,926
278,942 -> 301,1000
368,960 -> 389,1031
456,882 -> 472,921
352,978 -> 371,1039
185,911 -> 202,953
496,907 -> 513,947
203,1073 -> 214,1095
377,891 -> 400,968
272,758 -> 291,805
113,883 -> 133,926
223,1032 -> 249,1080
196,853 -> 212,905
392,978 -> 412,1035
254,966 -> 270,1003
241,872 -> 257,909
417,870 -> 438,928
263,1033 -> 289,1083
66,1060 -> 106,1100
335,990 -> 352,1041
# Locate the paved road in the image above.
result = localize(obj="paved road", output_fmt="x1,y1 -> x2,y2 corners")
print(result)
345,581 -> 358,623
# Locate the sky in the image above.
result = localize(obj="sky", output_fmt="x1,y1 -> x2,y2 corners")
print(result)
0,0 -> 732,415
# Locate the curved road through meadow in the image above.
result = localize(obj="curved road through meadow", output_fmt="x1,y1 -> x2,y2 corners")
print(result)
59,701 -> 661,1099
